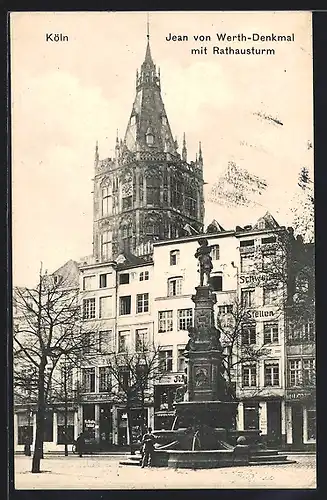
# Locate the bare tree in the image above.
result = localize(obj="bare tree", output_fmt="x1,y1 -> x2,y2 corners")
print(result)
107,339 -> 161,455
291,167 -> 314,243
13,266 -> 98,473
216,297 -> 271,400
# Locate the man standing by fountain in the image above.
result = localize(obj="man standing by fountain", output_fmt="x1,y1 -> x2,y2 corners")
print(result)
140,427 -> 156,468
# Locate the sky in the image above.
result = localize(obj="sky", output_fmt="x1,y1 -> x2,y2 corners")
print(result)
11,11 -> 313,287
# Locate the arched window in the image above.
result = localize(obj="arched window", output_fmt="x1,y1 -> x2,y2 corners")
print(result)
121,223 -> 133,253
146,174 -> 161,206
185,184 -> 197,218
171,175 -> 183,209
101,230 -> 112,261
102,186 -> 112,217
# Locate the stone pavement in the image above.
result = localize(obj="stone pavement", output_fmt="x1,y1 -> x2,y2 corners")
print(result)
13,454 -> 316,490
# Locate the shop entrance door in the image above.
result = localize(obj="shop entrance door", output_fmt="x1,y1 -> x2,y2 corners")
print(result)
267,401 -> 282,446
99,404 -> 112,449
292,404 -> 303,447
244,403 -> 259,430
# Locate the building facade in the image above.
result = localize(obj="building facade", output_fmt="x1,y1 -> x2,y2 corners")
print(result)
13,217 -> 315,452
13,34 -> 315,453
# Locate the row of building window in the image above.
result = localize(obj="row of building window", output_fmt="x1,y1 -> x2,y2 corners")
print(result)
82,293 -> 149,319
239,236 -> 276,248
158,309 -> 193,332
240,250 -> 277,273
83,273 -> 112,290
241,322 -> 279,345
83,270 -> 150,291
242,358 -> 315,388
169,245 -> 220,266
241,287 -> 279,307
118,328 -> 149,353
158,348 -> 186,372
83,296 -> 113,319
100,182 -> 199,216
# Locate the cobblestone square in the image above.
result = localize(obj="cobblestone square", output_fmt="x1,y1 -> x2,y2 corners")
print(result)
14,454 -> 316,490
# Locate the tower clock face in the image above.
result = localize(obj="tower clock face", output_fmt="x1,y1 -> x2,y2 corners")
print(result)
122,183 -> 132,196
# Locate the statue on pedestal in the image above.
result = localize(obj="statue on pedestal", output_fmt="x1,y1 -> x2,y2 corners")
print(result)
195,238 -> 213,286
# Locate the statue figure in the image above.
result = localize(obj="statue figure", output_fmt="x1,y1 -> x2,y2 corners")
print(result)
195,238 -> 213,286
185,325 -> 197,351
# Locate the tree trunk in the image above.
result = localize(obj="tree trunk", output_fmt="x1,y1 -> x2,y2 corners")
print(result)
127,406 -> 134,455
64,367 -> 69,456
141,389 -> 146,436
32,361 -> 46,473
64,402 -> 68,456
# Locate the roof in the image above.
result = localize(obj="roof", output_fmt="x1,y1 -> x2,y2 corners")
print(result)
115,252 -> 153,270
52,259 -> 80,287
123,39 -> 177,155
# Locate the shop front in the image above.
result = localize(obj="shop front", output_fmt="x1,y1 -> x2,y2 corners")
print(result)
238,397 -> 285,447
116,407 -> 149,446
154,376 -> 184,430
285,390 -> 316,449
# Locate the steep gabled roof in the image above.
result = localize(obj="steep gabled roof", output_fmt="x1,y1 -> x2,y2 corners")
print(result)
206,219 -> 225,234
252,211 -> 280,230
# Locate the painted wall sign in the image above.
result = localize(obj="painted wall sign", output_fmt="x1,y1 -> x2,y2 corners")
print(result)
240,274 -> 279,285
286,391 -> 312,400
157,373 -> 185,385
244,309 -> 276,320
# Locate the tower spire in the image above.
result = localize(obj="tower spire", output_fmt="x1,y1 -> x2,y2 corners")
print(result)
198,141 -> 203,166
182,132 -> 187,161
147,12 -> 150,41
115,130 -> 120,159
95,140 -> 99,164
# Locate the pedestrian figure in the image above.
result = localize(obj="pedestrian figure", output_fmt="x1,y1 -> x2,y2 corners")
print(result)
24,435 -> 31,456
75,431 -> 86,458
141,427 -> 155,468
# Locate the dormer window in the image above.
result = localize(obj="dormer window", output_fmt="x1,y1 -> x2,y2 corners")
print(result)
146,128 -> 154,146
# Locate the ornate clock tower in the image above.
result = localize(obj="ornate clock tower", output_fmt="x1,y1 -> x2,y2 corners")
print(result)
92,34 -> 205,262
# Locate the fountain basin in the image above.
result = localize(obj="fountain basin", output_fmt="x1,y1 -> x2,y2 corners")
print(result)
152,448 -> 249,469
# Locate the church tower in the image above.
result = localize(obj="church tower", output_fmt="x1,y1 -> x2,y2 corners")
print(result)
92,30 -> 205,262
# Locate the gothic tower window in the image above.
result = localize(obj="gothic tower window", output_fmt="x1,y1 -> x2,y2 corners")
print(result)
145,220 -> 160,238
101,230 -> 112,261
102,186 -> 112,217
138,174 -> 144,204
146,174 -> 161,206
185,184 -> 197,218
171,174 -> 183,209
121,223 -> 133,253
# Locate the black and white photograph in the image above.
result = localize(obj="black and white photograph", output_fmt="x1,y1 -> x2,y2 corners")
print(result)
10,10 -> 315,489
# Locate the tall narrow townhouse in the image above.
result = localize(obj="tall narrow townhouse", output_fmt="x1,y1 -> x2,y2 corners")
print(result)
115,256 -> 155,445
234,213 -> 289,448
78,258 -> 117,448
